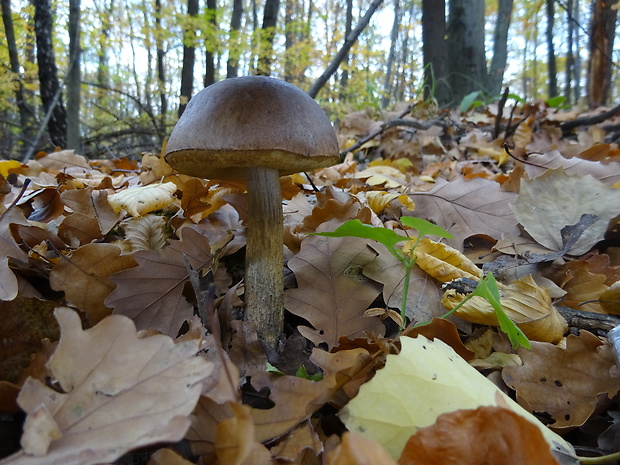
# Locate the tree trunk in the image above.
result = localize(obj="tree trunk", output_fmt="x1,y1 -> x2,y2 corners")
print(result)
33,0 -> 67,149
2,0 -> 35,154
381,0 -> 400,109
155,0 -> 167,140
587,0 -> 616,107
488,0 -> 513,97
339,0 -> 353,99
446,0 -> 487,106
565,0 -> 575,101
284,0 -> 294,81
546,0 -> 558,98
227,0 -> 243,78
422,0 -> 449,105
256,0 -> 280,76
179,0 -> 199,117
67,0 -> 81,150
574,0 -> 582,100
308,0 -> 383,98
204,0 -> 217,87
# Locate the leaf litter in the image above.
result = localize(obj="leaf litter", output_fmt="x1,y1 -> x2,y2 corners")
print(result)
1,102 -> 620,464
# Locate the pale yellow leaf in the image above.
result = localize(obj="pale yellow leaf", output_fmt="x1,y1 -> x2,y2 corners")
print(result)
441,275 -> 567,343
339,336 -> 576,462
599,280 -> 620,315
107,182 -> 177,217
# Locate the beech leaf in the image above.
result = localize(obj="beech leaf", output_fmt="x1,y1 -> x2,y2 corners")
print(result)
3,307 -> 212,465
107,182 -> 177,217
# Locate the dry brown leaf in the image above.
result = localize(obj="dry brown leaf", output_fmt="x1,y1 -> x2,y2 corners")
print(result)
326,431 -> 397,465
107,182 -> 177,217
599,281 -> 620,314
123,215 -> 167,251
363,243 -> 444,325
550,260 -> 608,313
105,227 -> 226,336
502,331 -> 620,430
35,150 -> 91,171
523,151 -> 620,186
50,243 -> 137,324
4,307 -> 212,465
442,275 -> 567,344
0,207 -> 31,301
512,168 -> 620,255
147,448 -> 196,465
215,403 -> 272,465
409,177 -> 520,250
284,233 -> 384,348
397,406 -> 560,465
404,318 -> 475,361
270,420 -> 322,462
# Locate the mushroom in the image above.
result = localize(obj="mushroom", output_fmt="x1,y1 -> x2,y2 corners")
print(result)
165,76 -> 339,347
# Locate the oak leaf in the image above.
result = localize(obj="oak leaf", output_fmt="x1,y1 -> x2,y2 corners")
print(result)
2,307 -> 212,465
0,207 -> 31,301
523,151 -> 620,186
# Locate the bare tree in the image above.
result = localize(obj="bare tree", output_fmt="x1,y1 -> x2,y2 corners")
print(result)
204,0 -> 217,86
381,0 -> 400,109
227,0 -> 243,78
488,0 -> 513,97
422,0 -> 449,105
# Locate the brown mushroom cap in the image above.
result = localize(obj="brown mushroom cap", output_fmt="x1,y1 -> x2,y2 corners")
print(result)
165,76 -> 340,179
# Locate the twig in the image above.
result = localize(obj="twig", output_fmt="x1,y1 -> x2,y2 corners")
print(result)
561,102 -> 620,136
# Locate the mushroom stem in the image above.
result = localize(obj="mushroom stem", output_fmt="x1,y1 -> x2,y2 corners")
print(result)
245,165 -> 284,347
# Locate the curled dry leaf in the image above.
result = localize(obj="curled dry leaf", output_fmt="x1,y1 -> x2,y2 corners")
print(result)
410,237 -> 483,283
599,280 -> 620,315
398,406 -> 561,465
0,207 -> 31,301
502,331 -> 620,430
441,275 -> 567,344
107,182 -> 177,217
123,215 -> 167,251
2,307 -> 212,465
339,336 -> 576,462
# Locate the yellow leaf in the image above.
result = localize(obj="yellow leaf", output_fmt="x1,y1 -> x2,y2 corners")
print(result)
339,336 -> 575,461
107,182 -> 177,217
365,191 -> 415,214
0,159 -> 21,177
441,275 -> 567,343
599,280 -> 620,314
408,237 -> 483,283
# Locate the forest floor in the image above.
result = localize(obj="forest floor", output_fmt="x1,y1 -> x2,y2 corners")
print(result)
1,98 -> 620,464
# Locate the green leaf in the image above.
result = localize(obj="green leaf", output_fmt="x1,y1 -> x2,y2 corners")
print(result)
295,365 -> 323,381
266,362 -> 284,375
546,96 -> 567,108
459,91 -> 481,112
400,217 -> 453,239
472,273 -> 531,350
313,219 -> 407,257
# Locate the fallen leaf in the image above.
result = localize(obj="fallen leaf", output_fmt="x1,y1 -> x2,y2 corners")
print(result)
523,151 -> 620,186
0,207 -> 31,301
511,168 -> 620,255
326,431 -> 397,465
409,177 -> 520,250
599,280 -> 620,314
502,331 -> 620,430
442,275 -> 567,344
122,215 -> 168,251
398,406 -> 561,465
215,403 -> 272,465
3,307 -> 212,465
339,336 -> 575,461
107,182 -> 178,217
50,243 -> 137,324
284,233 -> 384,348
411,237 -> 483,282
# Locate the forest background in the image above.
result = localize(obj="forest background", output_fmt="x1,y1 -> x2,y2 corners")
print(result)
0,0 -> 618,161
